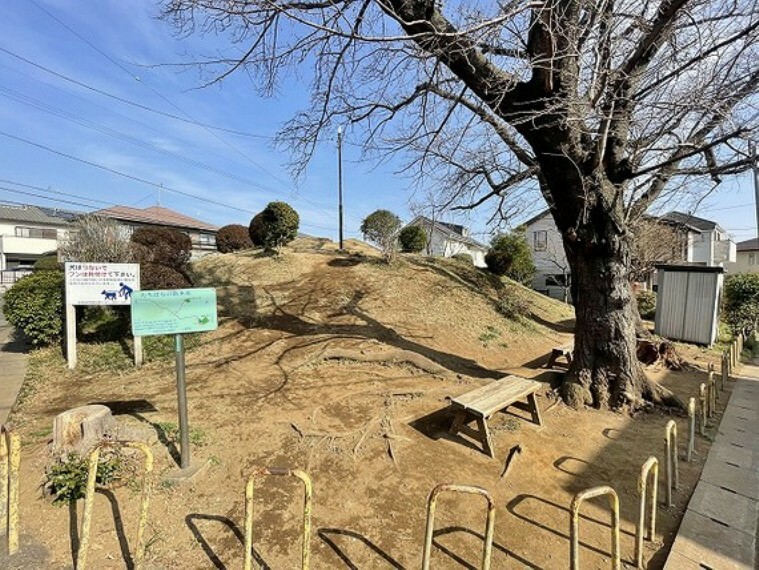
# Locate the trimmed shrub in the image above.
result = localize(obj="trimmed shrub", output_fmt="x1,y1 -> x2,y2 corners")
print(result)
399,225 -> 427,253
3,271 -> 64,346
248,201 -> 299,253
131,226 -> 192,269
216,224 -> 253,253
140,263 -> 192,290
360,209 -> 401,260
724,273 -> 759,333
636,290 -> 656,320
451,253 -> 474,265
34,255 -> 62,271
485,230 -> 535,284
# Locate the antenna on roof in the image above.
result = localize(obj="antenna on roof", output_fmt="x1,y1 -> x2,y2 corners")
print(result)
158,183 -> 163,206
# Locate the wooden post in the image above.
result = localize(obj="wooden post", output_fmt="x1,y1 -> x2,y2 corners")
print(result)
65,303 -> 77,369
134,335 -> 143,367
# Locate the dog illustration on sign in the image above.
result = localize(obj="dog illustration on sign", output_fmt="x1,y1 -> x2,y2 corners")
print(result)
101,290 -> 118,301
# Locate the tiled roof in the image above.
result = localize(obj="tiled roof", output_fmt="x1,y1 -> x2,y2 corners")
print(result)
737,238 -> 759,251
92,205 -> 218,232
661,211 -> 718,231
0,203 -> 69,225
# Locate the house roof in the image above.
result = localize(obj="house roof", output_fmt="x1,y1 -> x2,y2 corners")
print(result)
737,238 -> 759,252
0,203 -> 70,225
661,211 -> 718,232
92,205 -> 219,232
521,209 -> 552,228
407,216 -> 487,250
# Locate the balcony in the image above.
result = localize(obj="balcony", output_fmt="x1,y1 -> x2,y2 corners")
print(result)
0,235 -> 59,256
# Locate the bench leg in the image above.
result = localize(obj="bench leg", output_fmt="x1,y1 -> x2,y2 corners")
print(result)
476,417 -> 495,458
546,351 -> 558,369
449,410 -> 466,436
527,393 -> 543,427
565,353 -> 573,367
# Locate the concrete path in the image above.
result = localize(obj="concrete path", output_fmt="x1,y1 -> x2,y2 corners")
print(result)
664,359 -> 759,569
0,294 -> 27,424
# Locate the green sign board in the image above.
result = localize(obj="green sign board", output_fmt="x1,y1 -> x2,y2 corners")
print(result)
131,288 -> 218,337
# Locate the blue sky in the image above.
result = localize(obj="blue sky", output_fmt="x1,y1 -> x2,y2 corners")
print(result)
0,0 -> 756,244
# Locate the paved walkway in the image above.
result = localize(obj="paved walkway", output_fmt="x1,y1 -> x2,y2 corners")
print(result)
665,358 -> 759,569
0,295 -> 27,424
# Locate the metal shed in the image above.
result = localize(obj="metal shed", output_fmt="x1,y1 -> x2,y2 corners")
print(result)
654,264 -> 724,346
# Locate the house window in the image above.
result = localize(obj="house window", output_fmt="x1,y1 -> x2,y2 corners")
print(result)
750,253 -> 757,266
198,233 -> 216,246
533,230 -> 547,251
547,274 -> 568,286
14,226 -> 57,239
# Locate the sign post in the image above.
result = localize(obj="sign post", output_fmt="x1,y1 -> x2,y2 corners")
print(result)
131,288 -> 218,472
64,262 -> 141,369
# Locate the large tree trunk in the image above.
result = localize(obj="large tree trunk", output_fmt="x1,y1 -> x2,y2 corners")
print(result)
558,204 -> 682,411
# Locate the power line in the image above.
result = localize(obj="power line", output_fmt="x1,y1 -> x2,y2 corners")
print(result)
25,2 -> 292,189
0,178 -> 112,206
0,45 -> 269,139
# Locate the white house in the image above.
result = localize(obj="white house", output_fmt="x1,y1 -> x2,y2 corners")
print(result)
404,216 -> 488,267
0,204 -> 72,275
523,209 -> 729,300
726,238 -> 759,274
660,212 -> 736,266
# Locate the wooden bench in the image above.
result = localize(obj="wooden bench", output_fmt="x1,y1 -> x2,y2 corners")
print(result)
547,342 -> 574,369
447,376 -> 543,457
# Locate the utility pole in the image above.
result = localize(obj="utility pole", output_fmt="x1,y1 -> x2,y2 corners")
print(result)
337,126 -> 344,249
752,142 -> 759,239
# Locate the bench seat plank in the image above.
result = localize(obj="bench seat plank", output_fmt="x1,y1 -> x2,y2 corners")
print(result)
450,376 -> 542,418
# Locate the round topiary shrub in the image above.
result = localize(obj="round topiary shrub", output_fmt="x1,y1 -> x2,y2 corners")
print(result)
131,226 -> 192,269
636,290 -> 657,320
484,249 -> 512,276
140,263 -> 192,290
3,270 -> 64,346
34,255 -> 62,271
451,253 -> 474,265
216,224 -> 253,253
399,225 -> 427,253
248,201 -> 299,253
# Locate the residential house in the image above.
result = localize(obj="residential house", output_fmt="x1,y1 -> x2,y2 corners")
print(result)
403,216 -> 488,267
0,203 -> 72,277
726,238 -> 759,274
92,205 -> 219,259
660,212 -> 736,266
523,209 -> 729,300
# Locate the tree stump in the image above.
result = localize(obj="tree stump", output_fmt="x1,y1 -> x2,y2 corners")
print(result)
52,405 -> 114,455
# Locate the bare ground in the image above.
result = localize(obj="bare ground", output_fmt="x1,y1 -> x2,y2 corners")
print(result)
4,242 -> 730,569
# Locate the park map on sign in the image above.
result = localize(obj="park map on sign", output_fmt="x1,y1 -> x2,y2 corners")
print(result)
131,288 -> 218,337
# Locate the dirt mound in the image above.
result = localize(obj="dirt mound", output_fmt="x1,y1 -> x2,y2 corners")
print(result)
193,239 -> 574,376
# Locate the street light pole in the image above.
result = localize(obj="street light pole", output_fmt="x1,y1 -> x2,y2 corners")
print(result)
337,125 -> 344,250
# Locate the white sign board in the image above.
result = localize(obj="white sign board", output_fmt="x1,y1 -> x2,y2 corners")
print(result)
65,262 -> 140,306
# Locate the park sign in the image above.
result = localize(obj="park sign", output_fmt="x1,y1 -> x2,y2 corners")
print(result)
131,288 -> 218,337
65,262 -> 140,305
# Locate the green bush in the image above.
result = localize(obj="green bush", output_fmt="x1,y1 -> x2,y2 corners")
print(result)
724,273 -> 759,333
451,253 -> 474,265
636,290 -> 656,320
140,263 -> 192,290
34,255 -> 62,271
360,209 -> 401,260
485,230 -> 535,284
399,225 -> 427,253
131,226 -> 192,269
45,452 -> 123,506
216,224 -> 253,253
3,271 -> 64,346
249,201 -> 299,252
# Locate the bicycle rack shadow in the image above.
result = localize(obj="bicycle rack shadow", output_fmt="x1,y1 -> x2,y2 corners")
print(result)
185,513 -> 269,570
318,527 -> 405,569
432,526 -> 540,570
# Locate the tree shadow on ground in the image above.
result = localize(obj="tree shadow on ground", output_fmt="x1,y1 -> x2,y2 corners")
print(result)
318,527 -> 405,569
185,513 -> 269,570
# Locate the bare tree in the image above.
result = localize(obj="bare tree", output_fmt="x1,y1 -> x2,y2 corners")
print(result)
162,0 -> 758,410
629,218 -> 691,284
59,215 -> 134,263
